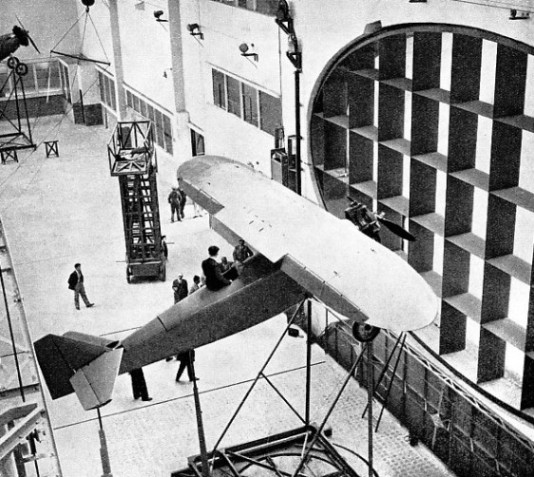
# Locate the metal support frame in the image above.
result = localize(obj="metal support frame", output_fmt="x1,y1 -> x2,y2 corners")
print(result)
210,297 -> 309,460
291,343 -> 368,477
0,261 -> 25,401
0,65 -> 35,154
361,333 -> 406,427
275,10 -> 302,196
97,408 -> 113,477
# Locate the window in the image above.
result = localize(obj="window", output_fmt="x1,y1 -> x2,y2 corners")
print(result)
191,130 -> 205,156
109,79 -> 116,111
59,62 -> 71,103
211,68 -> 282,136
213,69 -> 226,109
242,83 -> 259,126
98,71 -> 116,111
226,76 -> 241,117
163,115 -> 173,154
259,91 -> 282,136
155,110 -> 165,148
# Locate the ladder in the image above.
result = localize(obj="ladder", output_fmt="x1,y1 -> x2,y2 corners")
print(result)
108,121 -> 166,282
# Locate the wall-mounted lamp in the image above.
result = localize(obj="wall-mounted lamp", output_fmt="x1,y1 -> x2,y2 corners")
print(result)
408,0 -> 427,2
275,0 -> 294,35
187,23 -> 204,39
163,68 -> 172,78
134,1 -> 145,11
286,35 -> 302,71
154,10 -> 168,22
509,9 -> 530,19
239,43 -> 258,61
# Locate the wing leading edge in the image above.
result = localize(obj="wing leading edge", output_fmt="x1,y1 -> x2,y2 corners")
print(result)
178,156 -> 439,332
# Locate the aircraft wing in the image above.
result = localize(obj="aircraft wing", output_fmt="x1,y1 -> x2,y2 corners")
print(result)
178,156 -> 439,332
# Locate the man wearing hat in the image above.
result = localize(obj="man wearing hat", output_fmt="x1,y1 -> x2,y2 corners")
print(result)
168,186 -> 182,222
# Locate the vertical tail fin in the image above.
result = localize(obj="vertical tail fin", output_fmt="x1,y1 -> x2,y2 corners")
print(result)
34,334 -> 123,410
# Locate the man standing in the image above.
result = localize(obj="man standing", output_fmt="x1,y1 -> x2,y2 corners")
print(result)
233,239 -> 253,274
172,274 -> 188,304
175,350 -> 197,383
189,275 -> 201,295
233,239 -> 253,263
201,246 -> 231,291
178,187 -> 187,220
168,187 -> 182,222
129,367 -> 152,401
68,263 -> 94,310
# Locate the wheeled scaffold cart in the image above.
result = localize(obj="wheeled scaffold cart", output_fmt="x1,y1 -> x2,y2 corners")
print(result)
108,120 -> 166,282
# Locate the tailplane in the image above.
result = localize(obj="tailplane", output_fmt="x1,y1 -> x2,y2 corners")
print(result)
34,333 -> 123,410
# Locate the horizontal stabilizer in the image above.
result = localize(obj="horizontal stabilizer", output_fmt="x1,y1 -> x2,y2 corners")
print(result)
70,348 -> 123,410
34,334 -> 112,400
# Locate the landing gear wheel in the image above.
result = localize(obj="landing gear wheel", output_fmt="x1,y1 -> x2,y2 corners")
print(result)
352,323 -> 380,342
159,262 -> 166,281
126,267 -> 132,283
15,63 -> 28,76
7,56 -> 19,69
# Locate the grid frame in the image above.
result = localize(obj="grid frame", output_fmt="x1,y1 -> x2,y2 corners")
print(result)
309,23 -> 534,411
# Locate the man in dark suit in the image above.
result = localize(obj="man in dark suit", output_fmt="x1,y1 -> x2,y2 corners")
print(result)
172,274 -> 188,304
68,263 -> 94,310
129,367 -> 152,401
175,350 -> 197,382
201,246 -> 231,291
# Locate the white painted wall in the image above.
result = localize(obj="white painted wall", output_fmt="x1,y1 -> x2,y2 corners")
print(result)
67,0 -> 534,201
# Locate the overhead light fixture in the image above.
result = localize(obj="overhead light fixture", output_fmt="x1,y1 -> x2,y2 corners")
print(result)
239,43 -> 258,62
187,23 -> 204,39
509,9 -> 530,19
154,10 -> 168,22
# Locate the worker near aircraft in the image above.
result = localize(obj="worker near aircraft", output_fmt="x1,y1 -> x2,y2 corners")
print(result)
189,275 -> 201,294
178,186 -> 187,220
172,274 -> 188,304
175,350 -> 197,383
233,239 -> 253,274
67,263 -> 94,310
168,186 -> 182,223
201,245 -> 231,291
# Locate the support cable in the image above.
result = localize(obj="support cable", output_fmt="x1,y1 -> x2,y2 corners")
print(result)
361,332 -> 405,418
49,10 -> 86,54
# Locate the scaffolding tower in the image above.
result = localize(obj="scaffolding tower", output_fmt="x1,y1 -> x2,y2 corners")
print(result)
108,121 -> 166,282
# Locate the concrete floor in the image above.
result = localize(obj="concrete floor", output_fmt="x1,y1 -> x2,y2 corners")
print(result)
0,115 -> 455,477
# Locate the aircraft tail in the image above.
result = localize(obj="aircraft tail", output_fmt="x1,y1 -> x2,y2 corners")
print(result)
34,333 -> 123,410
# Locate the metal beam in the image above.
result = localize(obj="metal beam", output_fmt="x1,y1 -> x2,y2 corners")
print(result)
0,407 -> 44,462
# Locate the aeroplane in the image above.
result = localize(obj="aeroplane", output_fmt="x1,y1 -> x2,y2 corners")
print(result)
34,155 -> 439,411
0,24 -> 40,65
344,198 -> 416,243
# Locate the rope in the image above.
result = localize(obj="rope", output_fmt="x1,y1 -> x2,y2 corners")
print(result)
49,9 -> 86,53
88,11 -> 111,64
